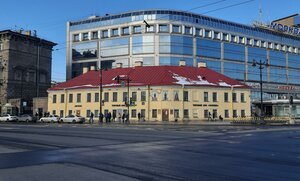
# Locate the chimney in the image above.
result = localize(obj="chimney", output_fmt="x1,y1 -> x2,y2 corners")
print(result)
134,61 -> 143,67
90,66 -> 96,70
198,62 -> 207,68
25,30 -> 31,36
83,67 -> 89,74
116,63 -> 123,68
179,60 -> 186,66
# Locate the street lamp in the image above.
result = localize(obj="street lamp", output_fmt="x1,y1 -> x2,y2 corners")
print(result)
252,59 -> 269,123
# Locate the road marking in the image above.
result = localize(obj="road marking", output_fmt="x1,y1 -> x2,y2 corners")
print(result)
0,127 -> 19,130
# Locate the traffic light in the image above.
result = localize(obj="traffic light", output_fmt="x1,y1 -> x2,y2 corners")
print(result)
289,95 -> 294,104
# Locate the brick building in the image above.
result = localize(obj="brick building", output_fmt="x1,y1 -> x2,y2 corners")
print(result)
0,30 -> 56,114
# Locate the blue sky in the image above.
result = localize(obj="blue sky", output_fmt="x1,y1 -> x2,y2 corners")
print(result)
0,0 -> 298,82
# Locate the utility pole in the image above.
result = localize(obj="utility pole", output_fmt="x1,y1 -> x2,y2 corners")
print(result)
99,67 -> 103,123
252,59 -> 269,124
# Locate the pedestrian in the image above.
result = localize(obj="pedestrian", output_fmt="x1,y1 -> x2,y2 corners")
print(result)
122,113 -> 125,123
112,112 -> 116,122
108,112 -> 112,123
99,112 -> 103,123
89,112 -> 94,124
138,112 -> 141,122
105,113 -> 108,123
208,112 -> 212,121
219,115 -> 223,121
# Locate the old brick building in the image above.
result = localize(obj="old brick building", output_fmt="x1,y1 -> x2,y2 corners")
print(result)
0,30 -> 56,114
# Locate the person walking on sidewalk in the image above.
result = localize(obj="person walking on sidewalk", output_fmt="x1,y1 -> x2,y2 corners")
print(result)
89,112 -> 94,124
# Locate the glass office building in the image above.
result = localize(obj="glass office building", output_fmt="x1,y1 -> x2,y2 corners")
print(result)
66,10 -> 300,104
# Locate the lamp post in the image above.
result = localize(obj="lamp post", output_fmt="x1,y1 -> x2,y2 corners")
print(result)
98,67 -> 103,123
252,59 -> 269,123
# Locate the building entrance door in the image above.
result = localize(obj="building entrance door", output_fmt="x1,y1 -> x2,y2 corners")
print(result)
162,109 -> 169,121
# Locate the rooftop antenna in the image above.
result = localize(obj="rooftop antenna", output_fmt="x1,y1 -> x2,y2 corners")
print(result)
258,4 -> 263,24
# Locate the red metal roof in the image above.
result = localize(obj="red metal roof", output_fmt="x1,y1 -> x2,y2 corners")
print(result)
49,66 -> 249,91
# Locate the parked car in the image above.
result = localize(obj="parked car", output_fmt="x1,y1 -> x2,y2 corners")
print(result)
0,114 -> 19,122
18,114 -> 33,122
39,115 -> 60,123
60,115 -> 85,123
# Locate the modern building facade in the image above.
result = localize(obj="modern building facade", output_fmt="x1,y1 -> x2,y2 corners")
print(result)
66,10 -> 300,111
0,30 -> 56,114
48,64 -> 251,121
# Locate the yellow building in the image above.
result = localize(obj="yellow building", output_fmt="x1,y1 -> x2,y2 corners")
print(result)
48,63 -> 251,122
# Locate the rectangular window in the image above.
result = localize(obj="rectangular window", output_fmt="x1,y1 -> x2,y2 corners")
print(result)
60,110 -> 64,118
184,109 -> 189,118
77,93 -> 81,103
172,25 -> 181,33
141,91 -> 146,102
104,92 -> 109,102
204,110 -> 209,118
162,90 -> 168,101
73,34 -> 79,42
224,92 -> 228,102
141,109 -> 145,118
60,94 -> 65,103
69,94 -> 73,103
159,24 -> 168,32
132,92 -> 137,101
86,110 -> 91,117
82,33 -> 89,40
184,26 -> 192,34
133,26 -> 142,33
95,110 -> 99,117
193,109 -> 198,118
102,30 -> 108,38
241,93 -> 245,102
146,25 -> 154,32
52,110 -> 56,115
87,93 -> 91,103
123,92 -> 128,102
113,92 -> 118,102
68,110 -> 72,116
232,93 -> 237,102
224,110 -> 229,118
213,109 -> 218,119
131,109 -> 137,118
212,92 -> 217,102
241,110 -> 245,117
122,27 -> 129,35
233,110 -> 237,118
92,31 -> 98,39
204,92 -> 209,102
53,95 -> 57,103
112,28 -> 119,36
174,109 -> 179,118
183,91 -> 189,101
174,90 -> 179,101
95,93 -> 99,102
152,109 -> 157,118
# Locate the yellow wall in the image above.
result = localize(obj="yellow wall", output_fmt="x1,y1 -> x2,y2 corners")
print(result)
48,85 -> 251,122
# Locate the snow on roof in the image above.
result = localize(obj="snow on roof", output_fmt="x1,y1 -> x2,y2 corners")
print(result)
49,66 -> 249,91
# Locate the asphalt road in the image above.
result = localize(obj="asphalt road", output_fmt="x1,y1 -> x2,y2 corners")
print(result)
0,123 -> 300,181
